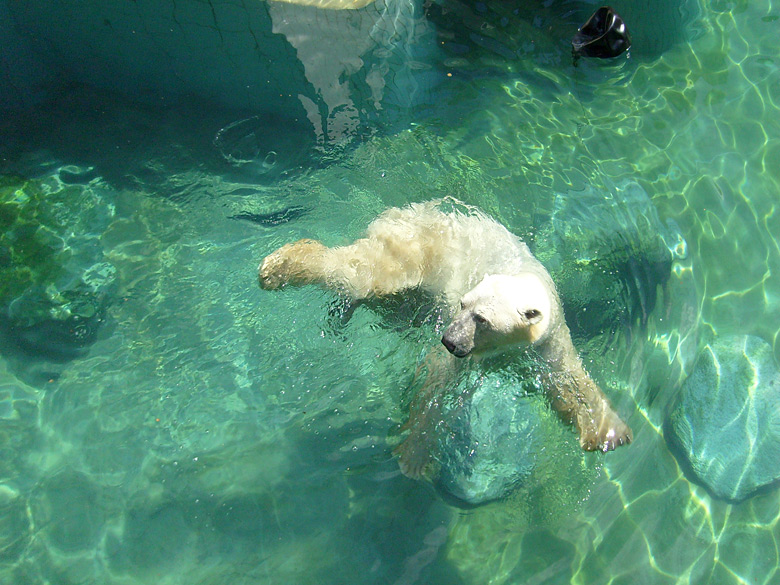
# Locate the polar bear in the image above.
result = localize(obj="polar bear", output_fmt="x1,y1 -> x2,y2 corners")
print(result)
259,199 -> 632,475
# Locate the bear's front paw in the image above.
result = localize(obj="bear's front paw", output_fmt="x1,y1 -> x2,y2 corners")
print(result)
578,413 -> 633,452
258,239 -> 325,290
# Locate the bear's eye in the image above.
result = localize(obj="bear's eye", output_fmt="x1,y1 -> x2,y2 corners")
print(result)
473,313 -> 488,326
523,309 -> 541,321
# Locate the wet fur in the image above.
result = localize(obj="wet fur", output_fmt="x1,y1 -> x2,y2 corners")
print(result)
259,199 -> 632,477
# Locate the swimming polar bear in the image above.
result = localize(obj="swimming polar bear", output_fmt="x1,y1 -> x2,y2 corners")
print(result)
259,199 -> 632,476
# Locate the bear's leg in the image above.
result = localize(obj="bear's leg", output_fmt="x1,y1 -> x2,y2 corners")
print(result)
393,348 -> 460,479
260,236 -> 423,298
546,371 -> 632,452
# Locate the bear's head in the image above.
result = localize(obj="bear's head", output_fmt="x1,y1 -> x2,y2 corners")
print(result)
442,273 -> 552,358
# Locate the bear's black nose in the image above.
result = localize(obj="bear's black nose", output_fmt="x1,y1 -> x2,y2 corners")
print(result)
441,335 -> 457,354
441,335 -> 470,357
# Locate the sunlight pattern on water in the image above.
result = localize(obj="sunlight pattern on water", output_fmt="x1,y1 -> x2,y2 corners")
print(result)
1,0 -> 779,584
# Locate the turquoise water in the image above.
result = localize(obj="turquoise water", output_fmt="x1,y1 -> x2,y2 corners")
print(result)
1,0 -> 780,584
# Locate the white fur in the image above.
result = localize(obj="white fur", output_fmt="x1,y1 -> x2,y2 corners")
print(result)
341,198 -> 551,305
259,198 -> 633,466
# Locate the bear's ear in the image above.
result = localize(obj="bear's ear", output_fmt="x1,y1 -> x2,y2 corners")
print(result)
520,308 -> 543,324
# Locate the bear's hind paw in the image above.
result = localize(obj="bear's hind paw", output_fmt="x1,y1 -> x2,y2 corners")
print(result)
580,419 -> 633,452
393,434 -> 437,480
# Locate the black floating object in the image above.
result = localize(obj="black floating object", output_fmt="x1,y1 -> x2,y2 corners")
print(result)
572,7 -> 631,59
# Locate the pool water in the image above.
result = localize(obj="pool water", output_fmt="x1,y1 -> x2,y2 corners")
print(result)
1,0 -> 779,584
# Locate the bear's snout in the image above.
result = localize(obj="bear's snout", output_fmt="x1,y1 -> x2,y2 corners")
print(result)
441,334 -> 465,356
442,319 -> 475,357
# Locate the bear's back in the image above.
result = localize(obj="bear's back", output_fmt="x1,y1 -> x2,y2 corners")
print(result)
366,200 -> 544,305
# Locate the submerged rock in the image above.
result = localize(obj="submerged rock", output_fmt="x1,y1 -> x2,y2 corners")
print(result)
667,335 -> 780,502
436,373 -> 541,504
0,172 -> 116,364
433,361 -> 572,506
